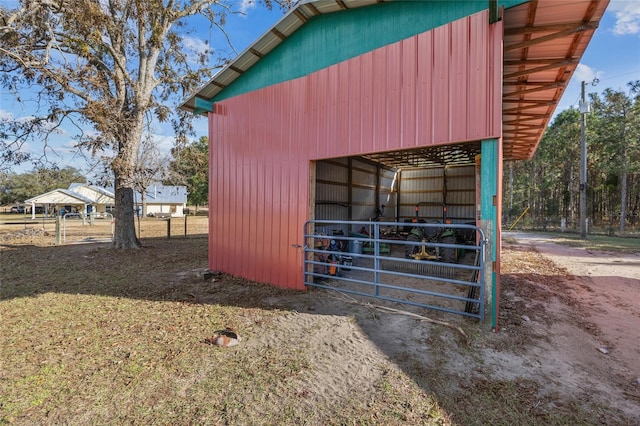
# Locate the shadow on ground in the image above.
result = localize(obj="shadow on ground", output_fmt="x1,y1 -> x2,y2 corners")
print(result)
2,237 -> 638,425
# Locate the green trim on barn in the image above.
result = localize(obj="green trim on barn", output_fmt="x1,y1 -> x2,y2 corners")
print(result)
213,0 -> 527,102
481,138 -> 499,329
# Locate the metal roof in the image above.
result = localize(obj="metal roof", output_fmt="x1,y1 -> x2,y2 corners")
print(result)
68,183 -> 115,198
104,183 -> 188,204
501,0 -> 609,160
142,184 -> 188,204
24,188 -> 95,205
360,141 -> 482,169
180,0 -> 382,112
181,0 -> 609,165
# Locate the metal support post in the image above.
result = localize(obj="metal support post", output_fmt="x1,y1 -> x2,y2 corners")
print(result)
579,81 -> 588,239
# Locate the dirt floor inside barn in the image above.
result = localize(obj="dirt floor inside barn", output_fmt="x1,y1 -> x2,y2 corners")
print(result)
1,220 -> 639,424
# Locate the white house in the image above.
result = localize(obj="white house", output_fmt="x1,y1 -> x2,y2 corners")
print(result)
24,183 -> 188,218
24,185 -> 113,219
134,183 -> 188,218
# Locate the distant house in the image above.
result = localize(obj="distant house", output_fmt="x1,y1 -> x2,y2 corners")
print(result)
68,183 -> 116,215
24,184 -> 114,218
134,183 -> 188,218
24,183 -> 188,218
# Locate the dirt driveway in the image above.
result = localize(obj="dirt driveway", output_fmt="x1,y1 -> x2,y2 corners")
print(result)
495,232 -> 640,421
504,232 -> 640,379
240,231 -> 640,423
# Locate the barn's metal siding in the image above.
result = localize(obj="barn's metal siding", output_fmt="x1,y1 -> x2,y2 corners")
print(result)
395,166 -> 474,224
213,1 -> 524,102
399,168 -> 445,217
208,11 -> 503,289
445,166 -> 477,222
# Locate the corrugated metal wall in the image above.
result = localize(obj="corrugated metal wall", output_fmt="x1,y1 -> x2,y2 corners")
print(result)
208,11 -> 502,289
315,158 -> 397,233
445,166 -> 477,223
396,165 -> 475,224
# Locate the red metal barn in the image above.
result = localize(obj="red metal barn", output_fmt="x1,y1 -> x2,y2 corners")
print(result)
181,0 -> 608,329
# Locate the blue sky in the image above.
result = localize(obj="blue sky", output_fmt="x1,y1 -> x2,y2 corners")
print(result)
1,0 -> 639,175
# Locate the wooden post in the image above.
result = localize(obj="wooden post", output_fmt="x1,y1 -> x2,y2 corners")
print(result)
55,215 -> 61,245
166,218 -> 171,240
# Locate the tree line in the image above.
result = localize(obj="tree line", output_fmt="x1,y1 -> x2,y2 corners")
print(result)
504,82 -> 640,233
1,136 -> 209,209
0,167 -> 86,206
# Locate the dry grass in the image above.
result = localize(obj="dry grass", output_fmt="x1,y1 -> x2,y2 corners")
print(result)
1,223 -> 450,425
1,221 -> 636,425
0,214 -> 208,245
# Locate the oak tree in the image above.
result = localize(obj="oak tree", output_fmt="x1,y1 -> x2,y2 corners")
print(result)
0,0 -> 252,248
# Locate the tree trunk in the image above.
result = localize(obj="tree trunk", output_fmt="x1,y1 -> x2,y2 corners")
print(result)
113,179 -> 141,248
111,116 -> 144,249
141,190 -> 147,219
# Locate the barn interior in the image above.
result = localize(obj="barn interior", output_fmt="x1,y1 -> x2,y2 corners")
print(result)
313,141 -> 481,230
309,141 -> 486,318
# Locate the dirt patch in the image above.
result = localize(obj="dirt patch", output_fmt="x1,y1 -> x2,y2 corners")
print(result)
1,229 -> 639,424
497,233 -> 640,419
198,233 -> 640,424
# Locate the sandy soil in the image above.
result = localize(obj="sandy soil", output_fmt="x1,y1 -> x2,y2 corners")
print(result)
504,232 -> 640,388
499,232 -> 640,421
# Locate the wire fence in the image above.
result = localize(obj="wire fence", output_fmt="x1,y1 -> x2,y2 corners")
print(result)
503,216 -> 640,237
0,215 -> 209,244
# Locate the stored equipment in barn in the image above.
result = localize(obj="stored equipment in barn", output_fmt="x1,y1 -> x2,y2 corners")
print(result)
304,220 -> 487,321
405,202 -> 457,264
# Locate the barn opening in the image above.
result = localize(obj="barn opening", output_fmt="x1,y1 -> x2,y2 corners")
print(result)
305,141 -> 489,320
313,141 -> 481,225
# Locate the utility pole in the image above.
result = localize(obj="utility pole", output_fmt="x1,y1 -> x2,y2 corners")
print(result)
579,81 -> 588,239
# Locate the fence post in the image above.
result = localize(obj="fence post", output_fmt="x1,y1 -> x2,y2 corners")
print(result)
184,214 -> 188,238
166,218 -> 171,240
55,215 -> 61,245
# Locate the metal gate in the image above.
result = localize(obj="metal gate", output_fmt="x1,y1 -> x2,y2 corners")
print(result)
63,212 -> 115,243
303,220 -> 487,320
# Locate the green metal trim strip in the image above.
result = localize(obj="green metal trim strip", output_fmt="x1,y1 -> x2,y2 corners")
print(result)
213,0 -> 527,102
481,138 -> 499,329
194,98 -> 215,115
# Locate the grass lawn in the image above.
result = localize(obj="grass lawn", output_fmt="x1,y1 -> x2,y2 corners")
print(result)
505,230 -> 640,253
2,221 -> 637,425
1,229 -> 450,425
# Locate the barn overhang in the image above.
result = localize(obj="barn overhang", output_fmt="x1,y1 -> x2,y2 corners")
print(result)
501,0 -> 608,160
181,0 -> 609,163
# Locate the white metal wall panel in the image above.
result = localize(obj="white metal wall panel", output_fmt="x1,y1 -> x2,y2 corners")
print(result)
397,165 -> 475,223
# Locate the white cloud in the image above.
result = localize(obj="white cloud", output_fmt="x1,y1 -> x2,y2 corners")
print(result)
182,35 -> 214,66
0,109 -> 15,122
183,35 -> 210,57
151,134 -> 176,155
574,63 -> 604,85
239,0 -> 256,15
0,109 -> 65,134
609,0 -> 640,35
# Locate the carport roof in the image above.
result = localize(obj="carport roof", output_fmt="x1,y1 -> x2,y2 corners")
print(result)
24,189 -> 94,205
181,0 -> 609,164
